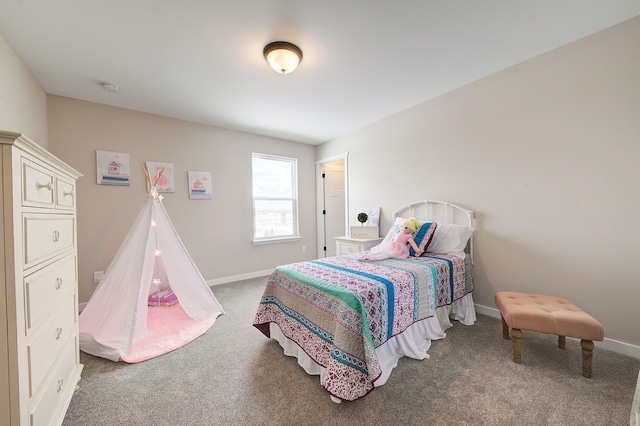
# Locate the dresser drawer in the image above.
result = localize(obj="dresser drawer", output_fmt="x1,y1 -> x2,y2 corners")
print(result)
337,241 -> 362,254
55,175 -> 76,209
30,336 -> 78,426
24,214 -> 75,268
22,158 -> 55,208
335,237 -> 383,256
27,295 -> 77,397
25,255 -> 77,332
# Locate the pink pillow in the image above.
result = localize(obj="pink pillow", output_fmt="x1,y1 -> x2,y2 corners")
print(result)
148,289 -> 178,306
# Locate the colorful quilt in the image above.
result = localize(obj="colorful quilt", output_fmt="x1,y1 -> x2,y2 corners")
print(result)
253,253 -> 473,401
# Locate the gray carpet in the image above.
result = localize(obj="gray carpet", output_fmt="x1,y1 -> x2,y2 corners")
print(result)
63,277 -> 639,425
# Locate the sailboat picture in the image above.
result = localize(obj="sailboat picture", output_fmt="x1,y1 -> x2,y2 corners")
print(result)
188,171 -> 212,199
97,150 -> 130,185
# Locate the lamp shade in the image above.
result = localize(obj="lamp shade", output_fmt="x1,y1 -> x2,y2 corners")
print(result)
263,41 -> 303,74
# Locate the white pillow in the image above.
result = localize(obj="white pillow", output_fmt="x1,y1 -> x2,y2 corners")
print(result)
426,222 -> 474,254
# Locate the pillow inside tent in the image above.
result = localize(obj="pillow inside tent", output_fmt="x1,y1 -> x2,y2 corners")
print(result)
148,289 -> 178,306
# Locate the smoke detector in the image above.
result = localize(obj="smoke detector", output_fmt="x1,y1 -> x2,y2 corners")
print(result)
101,83 -> 119,93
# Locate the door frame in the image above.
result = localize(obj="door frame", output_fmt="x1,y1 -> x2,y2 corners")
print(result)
316,152 -> 349,258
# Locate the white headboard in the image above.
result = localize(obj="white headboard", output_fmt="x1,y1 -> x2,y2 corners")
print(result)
393,200 -> 475,262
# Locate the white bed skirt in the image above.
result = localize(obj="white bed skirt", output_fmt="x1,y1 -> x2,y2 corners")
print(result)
269,292 -> 476,402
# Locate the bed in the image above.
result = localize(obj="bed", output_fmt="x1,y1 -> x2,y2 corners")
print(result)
253,200 -> 476,402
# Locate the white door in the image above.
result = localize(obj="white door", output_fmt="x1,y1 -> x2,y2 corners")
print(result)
316,156 -> 348,258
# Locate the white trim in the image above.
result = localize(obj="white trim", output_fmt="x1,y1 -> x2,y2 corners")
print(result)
315,152 -> 350,165
252,236 -> 301,245
252,153 -> 299,241
315,152 -> 350,257
316,152 -> 350,233
79,290 -> 640,360
475,303 -> 640,360
206,269 -> 273,286
77,269 -> 274,312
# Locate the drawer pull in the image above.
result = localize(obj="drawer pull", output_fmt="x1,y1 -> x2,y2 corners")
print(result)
36,181 -> 53,191
55,327 -> 63,340
55,277 -> 63,289
57,379 -> 64,393
63,189 -> 74,198
52,230 -> 60,242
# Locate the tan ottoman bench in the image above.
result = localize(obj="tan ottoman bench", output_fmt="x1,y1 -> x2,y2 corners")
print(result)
494,291 -> 604,378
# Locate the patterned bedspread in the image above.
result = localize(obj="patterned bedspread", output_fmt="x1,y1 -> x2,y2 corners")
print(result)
253,253 -> 473,401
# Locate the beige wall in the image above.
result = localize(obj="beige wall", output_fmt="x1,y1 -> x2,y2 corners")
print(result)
3,17 -> 638,355
0,35 -> 49,147
47,97 -> 317,303
318,17 -> 640,351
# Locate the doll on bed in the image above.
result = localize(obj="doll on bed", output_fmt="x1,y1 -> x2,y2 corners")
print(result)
361,217 -> 423,261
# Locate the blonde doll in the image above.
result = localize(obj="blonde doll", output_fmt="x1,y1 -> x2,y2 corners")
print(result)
360,217 -> 423,261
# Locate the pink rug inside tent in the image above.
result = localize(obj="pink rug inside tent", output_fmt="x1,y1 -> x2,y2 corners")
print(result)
121,303 -> 217,363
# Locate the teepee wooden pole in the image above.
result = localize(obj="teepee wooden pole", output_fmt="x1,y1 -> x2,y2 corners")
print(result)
153,167 -> 166,187
142,165 -> 167,189
142,165 -> 152,188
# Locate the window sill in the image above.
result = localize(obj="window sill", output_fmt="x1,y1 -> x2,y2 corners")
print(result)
253,236 -> 302,245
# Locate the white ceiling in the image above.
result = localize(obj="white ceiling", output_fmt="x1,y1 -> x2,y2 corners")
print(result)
1,1 -> 639,145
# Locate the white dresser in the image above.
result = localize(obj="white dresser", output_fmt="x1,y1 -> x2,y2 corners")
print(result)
335,236 -> 383,255
1,131 -> 83,426
632,371 -> 640,425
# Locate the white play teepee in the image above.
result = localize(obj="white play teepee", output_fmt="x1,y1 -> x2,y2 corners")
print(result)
79,166 -> 224,362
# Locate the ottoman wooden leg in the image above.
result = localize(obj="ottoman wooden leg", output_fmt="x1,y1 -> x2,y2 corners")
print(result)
581,339 -> 594,378
558,335 -> 566,350
501,316 -> 510,340
511,328 -> 522,364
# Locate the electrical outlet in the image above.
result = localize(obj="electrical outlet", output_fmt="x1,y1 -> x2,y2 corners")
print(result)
301,245 -> 307,253
93,271 -> 104,284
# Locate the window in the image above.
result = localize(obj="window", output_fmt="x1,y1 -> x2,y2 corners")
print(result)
252,153 -> 299,243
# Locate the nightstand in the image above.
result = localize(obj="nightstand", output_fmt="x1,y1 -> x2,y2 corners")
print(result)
335,236 -> 383,255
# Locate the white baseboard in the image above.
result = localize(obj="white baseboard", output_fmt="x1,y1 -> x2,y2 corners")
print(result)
79,284 -> 639,360
474,303 -> 502,319
475,303 -> 640,360
77,270 -> 274,313
206,269 -> 273,286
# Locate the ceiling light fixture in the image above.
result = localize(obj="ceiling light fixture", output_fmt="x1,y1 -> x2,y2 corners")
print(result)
263,41 -> 303,74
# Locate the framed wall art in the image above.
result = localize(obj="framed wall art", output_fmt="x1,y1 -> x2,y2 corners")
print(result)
96,150 -> 130,185
187,171 -> 212,199
145,161 -> 175,193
